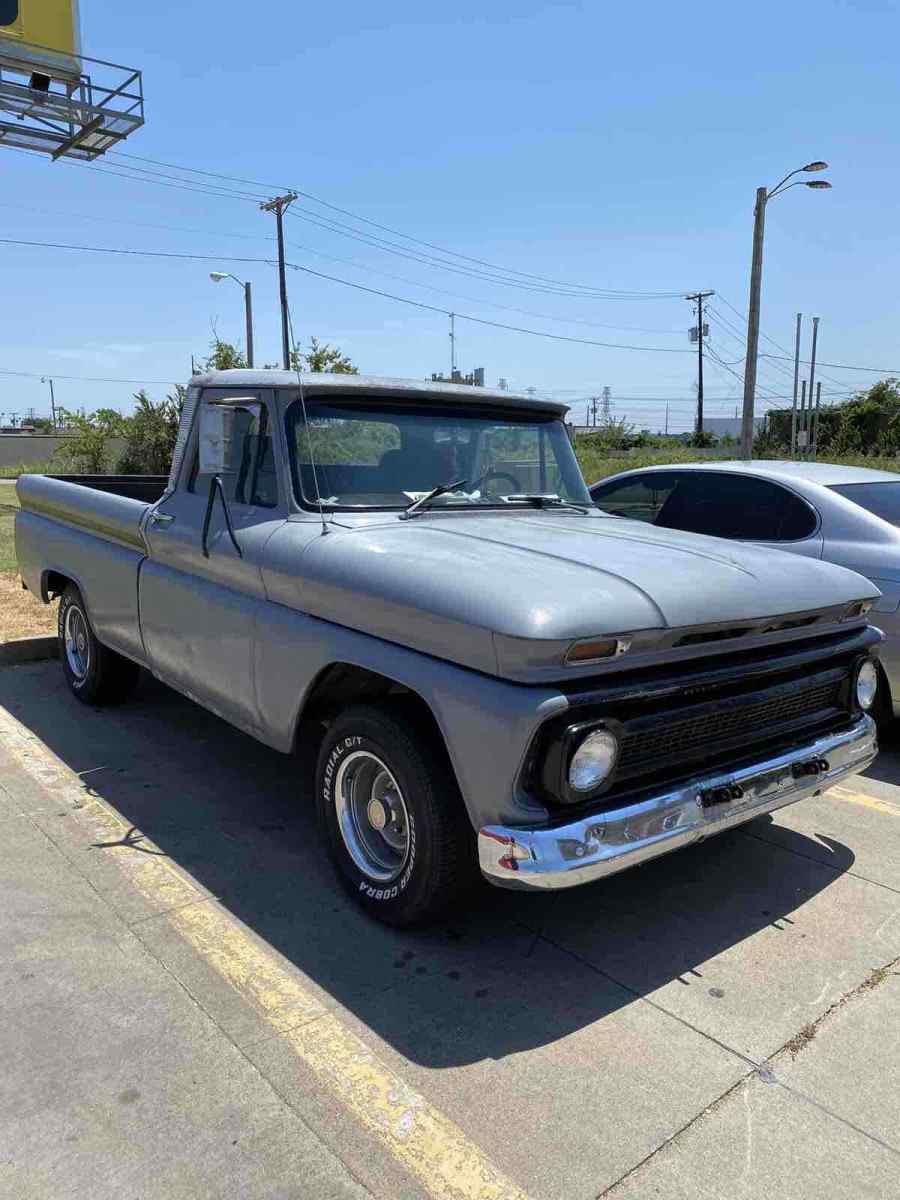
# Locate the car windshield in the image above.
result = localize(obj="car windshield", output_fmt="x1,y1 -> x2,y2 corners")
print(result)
285,397 -> 590,511
829,481 -> 900,526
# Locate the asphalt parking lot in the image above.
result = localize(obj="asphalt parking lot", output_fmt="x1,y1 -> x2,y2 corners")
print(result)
1,660 -> 898,1200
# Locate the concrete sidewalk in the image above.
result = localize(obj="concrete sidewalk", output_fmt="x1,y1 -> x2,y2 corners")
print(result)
0,754 -> 369,1199
1,661 -> 898,1200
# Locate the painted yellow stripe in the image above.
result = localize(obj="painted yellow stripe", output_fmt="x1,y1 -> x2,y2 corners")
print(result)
827,784 -> 900,818
0,705 -> 530,1200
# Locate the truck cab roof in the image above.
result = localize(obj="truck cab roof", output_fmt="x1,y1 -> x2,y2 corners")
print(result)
190,370 -> 568,417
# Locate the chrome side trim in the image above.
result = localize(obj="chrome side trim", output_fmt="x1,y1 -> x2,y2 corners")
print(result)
478,716 -> 877,890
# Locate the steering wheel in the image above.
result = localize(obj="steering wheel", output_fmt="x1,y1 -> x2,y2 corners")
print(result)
470,470 -> 521,496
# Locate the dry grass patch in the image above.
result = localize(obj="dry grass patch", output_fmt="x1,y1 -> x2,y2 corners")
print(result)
0,571 -> 57,642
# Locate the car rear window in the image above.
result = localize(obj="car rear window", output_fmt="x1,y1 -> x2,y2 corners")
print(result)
830,482 -> 900,526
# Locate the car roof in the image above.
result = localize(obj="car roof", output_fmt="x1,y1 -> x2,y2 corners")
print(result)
593,459 -> 900,487
192,370 -> 568,417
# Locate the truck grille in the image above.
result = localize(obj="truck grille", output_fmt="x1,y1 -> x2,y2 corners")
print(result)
615,673 -> 846,780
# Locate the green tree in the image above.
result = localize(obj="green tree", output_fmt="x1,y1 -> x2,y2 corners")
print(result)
290,336 -> 358,374
204,336 -> 247,371
52,408 -> 124,474
117,387 -> 186,475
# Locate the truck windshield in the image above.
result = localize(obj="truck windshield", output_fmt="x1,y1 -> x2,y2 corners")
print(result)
830,482 -> 900,527
285,398 -> 590,511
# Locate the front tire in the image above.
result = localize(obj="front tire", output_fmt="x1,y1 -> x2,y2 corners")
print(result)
58,584 -> 140,705
315,705 -> 475,926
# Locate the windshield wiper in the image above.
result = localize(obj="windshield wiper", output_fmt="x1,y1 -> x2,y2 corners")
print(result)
399,478 -> 469,519
504,493 -> 591,514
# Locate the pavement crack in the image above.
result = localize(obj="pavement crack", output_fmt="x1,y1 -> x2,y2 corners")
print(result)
597,1070 -> 754,1197
776,956 -> 899,1061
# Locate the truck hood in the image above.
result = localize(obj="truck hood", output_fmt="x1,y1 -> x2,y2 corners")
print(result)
265,511 -> 878,681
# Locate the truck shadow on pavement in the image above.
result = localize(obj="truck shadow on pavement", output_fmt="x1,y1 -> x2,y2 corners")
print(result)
2,666 -> 857,1070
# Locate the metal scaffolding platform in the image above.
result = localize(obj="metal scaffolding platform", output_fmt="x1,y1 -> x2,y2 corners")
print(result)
0,43 -> 144,161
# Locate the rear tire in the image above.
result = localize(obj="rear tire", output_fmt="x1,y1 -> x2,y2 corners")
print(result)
58,584 -> 140,705
315,704 -> 476,926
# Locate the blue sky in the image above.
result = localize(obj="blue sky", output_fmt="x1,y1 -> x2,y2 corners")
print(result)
2,0 -> 899,432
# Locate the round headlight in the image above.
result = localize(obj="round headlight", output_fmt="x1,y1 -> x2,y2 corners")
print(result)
856,660 -> 878,711
568,729 -> 619,792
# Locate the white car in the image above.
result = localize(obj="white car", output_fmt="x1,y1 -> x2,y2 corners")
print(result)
591,460 -> 900,720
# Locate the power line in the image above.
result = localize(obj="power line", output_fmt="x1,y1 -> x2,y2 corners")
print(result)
282,260 -> 694,354
0,367 -> 179,385
760,353 -> 900,375
284,204 -> 684,301
0,233 -> 695,355
13,145 -> 693,299
716,293 -> 867,390
107,149 -> 690,299
0,200 -> 686,337
0,235 -> 273,265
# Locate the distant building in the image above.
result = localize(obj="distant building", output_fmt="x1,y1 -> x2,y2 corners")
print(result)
431,367 -> 485,387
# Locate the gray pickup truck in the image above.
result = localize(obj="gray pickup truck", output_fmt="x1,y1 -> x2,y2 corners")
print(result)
15,371 -> 882,925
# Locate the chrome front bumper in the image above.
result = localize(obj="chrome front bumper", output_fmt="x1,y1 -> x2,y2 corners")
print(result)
478,716 -> 877,890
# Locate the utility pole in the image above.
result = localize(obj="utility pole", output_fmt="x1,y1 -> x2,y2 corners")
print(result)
686,291 -> 714,435
812,380 -> 822,459
799,380 -> 808,458
449,313 -> 456,378
790,313 -> 802,457
260,192 -> 298,369
665,402 -> 669,435
808,317 -> 820,441
41,376 -> 56,427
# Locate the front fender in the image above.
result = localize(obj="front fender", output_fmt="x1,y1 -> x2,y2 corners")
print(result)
253,602 -> 567,829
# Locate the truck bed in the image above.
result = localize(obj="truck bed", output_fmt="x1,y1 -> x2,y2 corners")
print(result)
46,475 -> 169,503
14,473 -> 165,664
15,474 -> 167,550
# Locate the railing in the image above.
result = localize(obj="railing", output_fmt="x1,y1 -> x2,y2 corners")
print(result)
0,40 -> 144,160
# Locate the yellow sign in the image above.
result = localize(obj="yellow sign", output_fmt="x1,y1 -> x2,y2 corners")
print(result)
0,0 -> 81,78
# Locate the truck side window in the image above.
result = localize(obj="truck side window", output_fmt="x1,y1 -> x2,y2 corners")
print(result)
189,403 -> 278,508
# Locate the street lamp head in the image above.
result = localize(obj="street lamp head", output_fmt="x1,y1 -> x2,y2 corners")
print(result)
209,272 -> 228,283
806,180 -> 832,189
802,161 -> 828,172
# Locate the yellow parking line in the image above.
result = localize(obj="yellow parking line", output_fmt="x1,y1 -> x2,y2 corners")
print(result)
0,706 -> 530,1200
826,784 -> 900,818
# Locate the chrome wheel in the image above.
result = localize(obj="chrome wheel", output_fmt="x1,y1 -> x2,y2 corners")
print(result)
64,604 -> 91,682
334,751 -> 410,883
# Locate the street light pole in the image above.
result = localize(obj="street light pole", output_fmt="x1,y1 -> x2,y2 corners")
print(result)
739,161 -> 831,460
243,281 -> 254,369
741,187 -> 768,459
209,273 -> 254,367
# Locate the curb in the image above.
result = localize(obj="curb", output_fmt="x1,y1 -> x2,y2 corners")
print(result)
0,636 -> 59,666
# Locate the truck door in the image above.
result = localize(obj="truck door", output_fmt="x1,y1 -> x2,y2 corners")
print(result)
139,388 -> 285,733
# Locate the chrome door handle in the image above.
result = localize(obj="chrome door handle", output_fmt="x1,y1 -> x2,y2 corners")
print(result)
148,510 -> 175,525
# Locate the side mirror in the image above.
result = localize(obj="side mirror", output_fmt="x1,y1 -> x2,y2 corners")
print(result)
198,396 -> 261,476
197,397 -> 259,559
